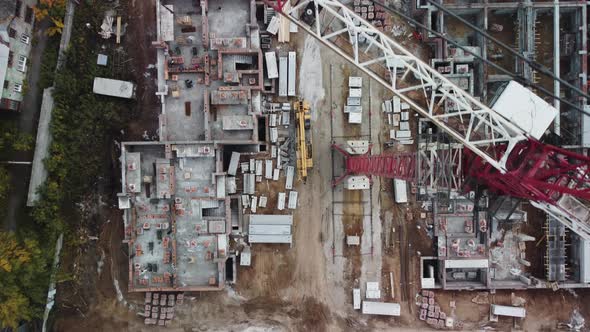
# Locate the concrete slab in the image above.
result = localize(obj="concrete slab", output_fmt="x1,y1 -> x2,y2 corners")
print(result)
27,88 -> 54,206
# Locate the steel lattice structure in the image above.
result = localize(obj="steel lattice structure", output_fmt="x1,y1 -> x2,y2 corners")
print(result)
332,144 -> 415,185
272,0 -> 527,172
417,142 -> 464,195
268,0 -> 590,239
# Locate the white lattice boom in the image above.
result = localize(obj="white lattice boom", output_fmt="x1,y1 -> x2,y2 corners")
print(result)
276,0 -> 528,172
269,0 -> 590,240
417,142 -> 463,194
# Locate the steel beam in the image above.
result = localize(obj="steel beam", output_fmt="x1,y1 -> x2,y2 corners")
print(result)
554,0 -> 561,135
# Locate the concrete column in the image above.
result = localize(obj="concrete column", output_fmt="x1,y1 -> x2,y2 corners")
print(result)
554,0 -> 561,136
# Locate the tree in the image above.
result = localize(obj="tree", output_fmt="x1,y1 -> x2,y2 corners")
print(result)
47,18 -> 65,37
34,0 -> 66,21
0,291 -> 31,329
0,167 -> 9,202
0,232 -> 48,330
0,233 -> 31,272
0,122 -> 34,153
11,132 -> 34,152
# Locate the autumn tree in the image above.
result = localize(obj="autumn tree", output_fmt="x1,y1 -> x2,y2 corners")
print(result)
0,167 -> 9,202
0,232 -> 49,329
34,0 -> 66,36
34,0 -> 66,21
0,122 -> 34,153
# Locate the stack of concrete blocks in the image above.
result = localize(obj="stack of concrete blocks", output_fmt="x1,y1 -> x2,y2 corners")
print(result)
240,101 -> 296,211
144,292 -> 181,326
266,102 -> 291,168
383,96 -> 412,145
242,157 -> 286,212
366,282 -> 381,299
417,290 -> 447,329
352,0 -> 391,33
345,77 -> 363,124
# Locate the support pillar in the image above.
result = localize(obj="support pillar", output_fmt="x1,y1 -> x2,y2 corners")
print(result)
554,0 -> 561,136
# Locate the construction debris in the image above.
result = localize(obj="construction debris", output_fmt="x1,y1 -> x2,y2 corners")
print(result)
511,293 -> 526,307
99,14 -> 114,39
471,292 -> 490,305
558,310 -> 586,331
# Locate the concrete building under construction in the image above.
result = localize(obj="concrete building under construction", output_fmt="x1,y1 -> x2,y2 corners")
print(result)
118,0 -> 302,303
413,0 -> 587,146
412,0 -> 590,291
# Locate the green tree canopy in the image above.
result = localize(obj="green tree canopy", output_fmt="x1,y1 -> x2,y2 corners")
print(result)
0,232 -> 50,329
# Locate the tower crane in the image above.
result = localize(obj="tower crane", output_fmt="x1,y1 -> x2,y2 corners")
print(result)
266,0 -> 590,239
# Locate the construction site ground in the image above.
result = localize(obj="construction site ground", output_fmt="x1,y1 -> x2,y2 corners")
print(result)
53,2 -> 590,331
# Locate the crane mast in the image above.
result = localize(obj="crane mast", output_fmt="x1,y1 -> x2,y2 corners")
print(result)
268,0 -> 590,239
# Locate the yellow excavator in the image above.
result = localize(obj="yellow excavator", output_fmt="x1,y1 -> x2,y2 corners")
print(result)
294,99 -> 313,182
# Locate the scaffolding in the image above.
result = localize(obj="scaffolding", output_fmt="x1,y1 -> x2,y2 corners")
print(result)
546,215 -> 568,282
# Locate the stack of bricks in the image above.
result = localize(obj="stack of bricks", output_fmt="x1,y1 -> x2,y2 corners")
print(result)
352,0 -> 390,32
144,292 -> 181,326
417,290 -> 447,329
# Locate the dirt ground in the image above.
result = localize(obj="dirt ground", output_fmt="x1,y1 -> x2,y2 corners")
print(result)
53,0 -> 159,330
52,2 -> 590,332
122,0 -> 160,140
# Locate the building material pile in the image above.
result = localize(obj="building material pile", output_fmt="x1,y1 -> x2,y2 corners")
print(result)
248,214 -> 293,244
416,290 -> 453,329
362,301 -> 401,316
99,15 -> 114,39
277,52 -> 297,97
352,0 -> 392,33
240,154 -> 297,212
383,96 -> 412,144
143,292 -> 183,326
344,77 -> 363,124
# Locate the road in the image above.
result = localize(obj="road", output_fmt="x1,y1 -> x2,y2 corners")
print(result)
2,18 -> 51,231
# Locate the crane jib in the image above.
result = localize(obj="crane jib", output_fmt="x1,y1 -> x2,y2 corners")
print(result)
268,0 -> 590,239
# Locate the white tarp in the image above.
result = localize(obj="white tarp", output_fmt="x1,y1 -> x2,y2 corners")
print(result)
362,302 -> 401,316
93,77 -> 136,99
249,214 -> 293,225
265,51 -> 279,79
279,56 -> 288,97
249,234 -> 292,244
353,289 -> 361,310
492,81 -> 558,139
393,179 -> 408,203
491,305 -> 526,318
288,52 -> 296,96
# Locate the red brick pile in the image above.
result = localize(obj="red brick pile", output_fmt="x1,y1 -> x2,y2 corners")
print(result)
417,290 -> 446,329
352,0 -> 393,32
143,292 -> 184,326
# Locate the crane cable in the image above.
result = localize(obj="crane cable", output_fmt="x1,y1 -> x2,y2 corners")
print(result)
425,0 -> 590,102
369,0 -> 590,118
